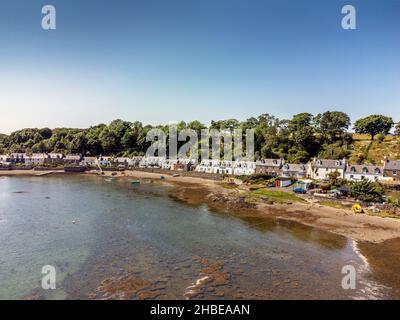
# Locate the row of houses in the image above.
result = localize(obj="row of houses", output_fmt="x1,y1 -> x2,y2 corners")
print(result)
0,153 -> 79,166
0,153 -> 137,168
1,152 -> 399,182
255,158 -> 400,182
195,158 -> 400,182
295,158 -> 399,182
136,156 -> 400,182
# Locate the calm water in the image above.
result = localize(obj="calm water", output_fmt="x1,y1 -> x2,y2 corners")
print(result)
0,175 -> 391,299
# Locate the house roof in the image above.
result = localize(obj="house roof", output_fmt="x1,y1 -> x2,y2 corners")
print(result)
384,160 -> 400,170
114,157 -> 130,162
65,155 -> 81,160
27,153 -> 46,159
48,153 -> 63,158
282,163 -> 307,172
313,159 -> 345,169
255,159 -> 282,167
345,164 -> 383,175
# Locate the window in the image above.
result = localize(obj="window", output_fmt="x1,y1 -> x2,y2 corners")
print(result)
362,167 -> 368,174
394,171 -> 398,175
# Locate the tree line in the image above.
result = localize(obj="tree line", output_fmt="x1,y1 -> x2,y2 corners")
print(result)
0,112 -> 399,163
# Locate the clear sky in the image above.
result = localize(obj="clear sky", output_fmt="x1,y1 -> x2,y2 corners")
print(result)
0,0 -> 399,133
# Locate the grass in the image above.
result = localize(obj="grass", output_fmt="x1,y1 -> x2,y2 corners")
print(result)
349,134 -> 400,164
221,183 -> 238,189
251,188 -> 305,203
366,210 -> 400,219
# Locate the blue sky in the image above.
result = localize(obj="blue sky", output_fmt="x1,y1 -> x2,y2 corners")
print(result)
0,0 -> 399,133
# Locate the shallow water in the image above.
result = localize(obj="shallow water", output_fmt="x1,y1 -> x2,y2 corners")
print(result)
0,175 -> 394,299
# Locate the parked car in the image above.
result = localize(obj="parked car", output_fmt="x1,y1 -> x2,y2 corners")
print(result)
293,188 -> 307,194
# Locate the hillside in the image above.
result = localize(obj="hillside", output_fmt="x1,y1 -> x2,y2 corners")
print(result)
348,134 -> 400,165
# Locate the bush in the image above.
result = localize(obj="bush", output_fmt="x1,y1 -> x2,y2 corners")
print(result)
349,180 -> 384,203
388,197 -> 400,207
239,174 -> 274,185
320,183 -> 332,191
376,133 -> 385,144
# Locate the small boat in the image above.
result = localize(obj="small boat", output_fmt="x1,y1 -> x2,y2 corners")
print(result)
172,174 -> 180,177
352,204 -> 363,213
131,180 -> 141,185
160,176 -> 165,180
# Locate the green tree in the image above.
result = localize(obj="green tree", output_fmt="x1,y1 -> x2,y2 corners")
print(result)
99,128 -> 118,154
315,111 -> 350,143
39,128 -> 52,140
354,115 -> 394,141
349,180 -> 384,202
287,113 -> 319,159
327,170 -> 341,186
71,132 -> 88,153
288,113 -> 314,132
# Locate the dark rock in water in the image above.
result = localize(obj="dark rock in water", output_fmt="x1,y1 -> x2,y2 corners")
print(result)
207,193 -> 257,209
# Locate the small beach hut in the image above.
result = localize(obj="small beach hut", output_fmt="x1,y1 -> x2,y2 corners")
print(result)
294,179 -> 313,191
274,177 -> 292,188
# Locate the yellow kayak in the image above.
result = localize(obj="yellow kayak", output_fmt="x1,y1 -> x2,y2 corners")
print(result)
352,204 -> 363,213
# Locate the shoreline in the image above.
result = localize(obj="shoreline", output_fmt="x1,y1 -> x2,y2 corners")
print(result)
2,168 -> 400,243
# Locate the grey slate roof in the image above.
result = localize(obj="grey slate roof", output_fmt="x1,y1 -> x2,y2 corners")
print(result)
384,160 -> 400,170
282,163 -> 307,172
256,159 -> 283,167
312,159 -> 345,169
345,164 -> 383,175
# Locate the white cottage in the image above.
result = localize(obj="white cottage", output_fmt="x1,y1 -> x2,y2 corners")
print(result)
281,163 -> 307,179
81,156 -> 98,167
25,153 -> 46,166
344,164 -> 383,182
309,158 -> 346,180
233,161 -> 256,176
140,156 -> 166,168
98,156 -> 112,167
